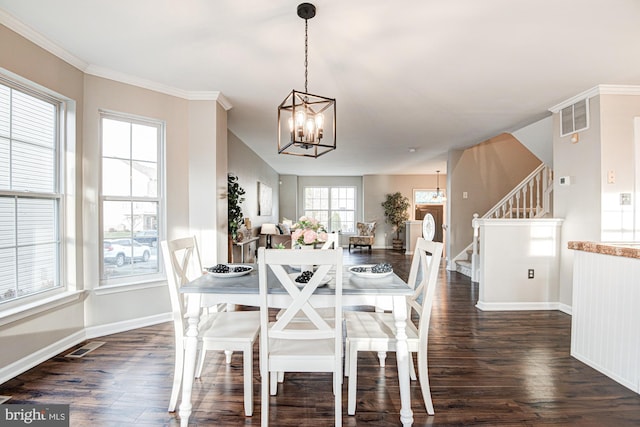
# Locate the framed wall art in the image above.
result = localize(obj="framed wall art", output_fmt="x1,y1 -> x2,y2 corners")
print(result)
258,182 -> 272,216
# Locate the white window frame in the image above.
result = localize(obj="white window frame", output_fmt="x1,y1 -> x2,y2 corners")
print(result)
0,72 -> 73,310
303,186 -> 356,234
99,111 -> 165,286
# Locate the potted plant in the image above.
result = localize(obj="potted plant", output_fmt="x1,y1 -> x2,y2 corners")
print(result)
227,173 -> 246,242
381,192 -> 410,251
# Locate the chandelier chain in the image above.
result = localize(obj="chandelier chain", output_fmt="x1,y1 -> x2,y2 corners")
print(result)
304,18 -> 308,93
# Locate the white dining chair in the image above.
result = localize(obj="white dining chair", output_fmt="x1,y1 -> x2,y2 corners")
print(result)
344,238 -> 443,416
320,232 -> 340,249
258,246 -> 344,427
162,237 -> 260,416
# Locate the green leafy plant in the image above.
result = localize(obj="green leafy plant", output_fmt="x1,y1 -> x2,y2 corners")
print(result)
381,192 -> 410,240
227,173 -> 246,241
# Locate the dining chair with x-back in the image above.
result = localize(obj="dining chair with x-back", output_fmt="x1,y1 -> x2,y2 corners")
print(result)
344,237 -> 443,416
162,236 -> 260,416
258,246 -> 344,426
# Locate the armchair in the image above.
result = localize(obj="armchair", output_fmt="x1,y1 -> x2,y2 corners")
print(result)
349,221 -> 375,252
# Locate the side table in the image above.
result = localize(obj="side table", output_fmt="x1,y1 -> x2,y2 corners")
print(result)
233,236 -> 259,263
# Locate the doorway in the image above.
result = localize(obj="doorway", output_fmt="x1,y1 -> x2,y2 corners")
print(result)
415,204 -> 443,243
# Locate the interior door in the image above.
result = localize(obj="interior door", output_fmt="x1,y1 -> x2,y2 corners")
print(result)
415,205 -> 443,243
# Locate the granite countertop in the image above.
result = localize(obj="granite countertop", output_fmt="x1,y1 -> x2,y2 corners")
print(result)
568,241 -> 640,259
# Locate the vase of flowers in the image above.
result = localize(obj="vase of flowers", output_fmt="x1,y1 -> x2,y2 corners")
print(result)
291,216 -> 328,272
291,216 -> 328,247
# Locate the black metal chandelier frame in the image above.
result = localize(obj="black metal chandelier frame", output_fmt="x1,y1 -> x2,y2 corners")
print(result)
277,3 -> 336,158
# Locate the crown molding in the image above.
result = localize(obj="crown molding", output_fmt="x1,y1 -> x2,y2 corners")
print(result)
548,84 -> 640,113
1,10 -> 232,108
84,65 -> 232,108
0,9 -> 88,71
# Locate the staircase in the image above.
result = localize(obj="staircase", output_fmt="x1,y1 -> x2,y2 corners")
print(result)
453,164 -> 553,281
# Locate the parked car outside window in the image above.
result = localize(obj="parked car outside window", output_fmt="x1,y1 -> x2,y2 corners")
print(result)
104,238 -> 151,267
134,230 -> 158,247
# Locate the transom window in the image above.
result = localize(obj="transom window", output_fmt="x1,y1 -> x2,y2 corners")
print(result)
0,79 -> 62,304
100,112 -> 163,283
303,186 -> 356,233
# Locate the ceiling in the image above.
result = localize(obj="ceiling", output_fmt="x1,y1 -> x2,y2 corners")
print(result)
1,0 -> 640,176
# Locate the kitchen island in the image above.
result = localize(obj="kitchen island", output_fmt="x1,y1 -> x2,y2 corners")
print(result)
568,241 -> 640,394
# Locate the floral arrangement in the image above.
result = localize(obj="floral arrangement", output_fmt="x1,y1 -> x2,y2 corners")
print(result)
291,216 -> 328,246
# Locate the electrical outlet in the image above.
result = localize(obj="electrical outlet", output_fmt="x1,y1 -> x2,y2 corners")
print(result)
527,269 -> 534,279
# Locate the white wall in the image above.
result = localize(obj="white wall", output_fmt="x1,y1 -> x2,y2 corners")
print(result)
511,116 -> 554,166
476,219 -> 563,311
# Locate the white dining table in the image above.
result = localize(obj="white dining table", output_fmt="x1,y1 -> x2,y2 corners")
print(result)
178,265 -> 416,426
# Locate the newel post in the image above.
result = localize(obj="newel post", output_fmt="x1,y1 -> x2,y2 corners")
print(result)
471,213 -> 480,283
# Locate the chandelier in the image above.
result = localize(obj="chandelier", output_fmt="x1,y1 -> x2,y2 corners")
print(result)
277,3 -> 336,158
432,170 -> 447,202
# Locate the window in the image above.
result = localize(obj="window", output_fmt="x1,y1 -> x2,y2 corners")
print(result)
414,189 -> 445,205
303,186 -> 356,233
100,112 -> 163,283
0,79 -> 62,304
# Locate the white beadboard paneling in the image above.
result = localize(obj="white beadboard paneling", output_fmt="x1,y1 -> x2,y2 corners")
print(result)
571,250 -> 640,393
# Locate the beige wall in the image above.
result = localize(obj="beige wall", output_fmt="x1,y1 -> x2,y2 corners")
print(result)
554,92 -> 640,307
0,24 -> 86,372
0,23 -> 229,379
600,94 -> 640,240
228,131 -> 280,252
363,174 -> 445,248
553,96 -> 602,307
448,133 -> 543,262
186,99 -> 227,266
82,74 -> 194,327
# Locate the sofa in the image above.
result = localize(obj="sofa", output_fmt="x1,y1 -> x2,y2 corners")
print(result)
261,222 -> 293,248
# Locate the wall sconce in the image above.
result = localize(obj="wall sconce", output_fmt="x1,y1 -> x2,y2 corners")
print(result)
570,133 -> 579,144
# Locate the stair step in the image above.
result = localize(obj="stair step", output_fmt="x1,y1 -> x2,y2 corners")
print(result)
455,260 -> 472,277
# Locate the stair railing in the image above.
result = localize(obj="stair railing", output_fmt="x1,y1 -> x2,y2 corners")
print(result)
486,164 -> 553,219
453,164 -> 553,281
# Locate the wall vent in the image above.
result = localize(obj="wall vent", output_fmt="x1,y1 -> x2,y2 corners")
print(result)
560,98 -> 589,136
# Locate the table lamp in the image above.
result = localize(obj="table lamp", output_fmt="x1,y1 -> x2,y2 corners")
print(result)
260,223 -> 278,248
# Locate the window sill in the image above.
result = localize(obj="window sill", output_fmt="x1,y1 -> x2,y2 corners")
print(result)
0,290 -> 85,327
94,279 -> 166,296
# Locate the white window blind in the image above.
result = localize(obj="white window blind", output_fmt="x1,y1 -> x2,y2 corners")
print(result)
0,80 -> 61,304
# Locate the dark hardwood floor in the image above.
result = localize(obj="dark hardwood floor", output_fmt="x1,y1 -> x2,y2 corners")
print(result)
2,249 -> 640,426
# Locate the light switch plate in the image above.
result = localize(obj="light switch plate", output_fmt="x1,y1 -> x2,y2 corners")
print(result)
559,176 -> 572,186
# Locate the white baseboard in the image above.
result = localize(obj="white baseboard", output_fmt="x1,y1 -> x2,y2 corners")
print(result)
0,312 -> 172,386
558,303 -> 572,315
571,351 -> 637,393
0,330 -> 86,385
85,312 -> 172,339
475,301 -> 564,311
